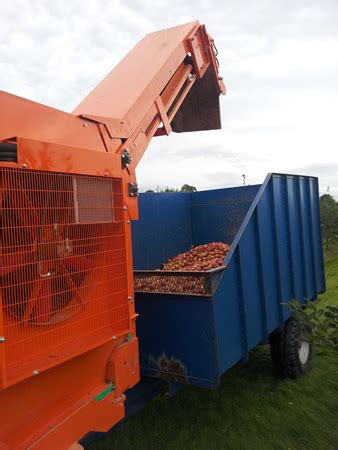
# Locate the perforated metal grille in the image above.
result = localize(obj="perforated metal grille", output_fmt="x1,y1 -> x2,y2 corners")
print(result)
134,267 -> 225,297
0,168 -> 129,386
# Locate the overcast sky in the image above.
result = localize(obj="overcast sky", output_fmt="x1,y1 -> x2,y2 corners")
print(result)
1,0 -> 337,195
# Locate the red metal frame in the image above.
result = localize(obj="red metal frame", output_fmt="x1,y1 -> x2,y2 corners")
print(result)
0,21 -> 224,449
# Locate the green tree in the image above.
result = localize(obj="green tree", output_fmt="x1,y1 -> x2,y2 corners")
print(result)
180,184 -> 197,192
320,194 -> 338,250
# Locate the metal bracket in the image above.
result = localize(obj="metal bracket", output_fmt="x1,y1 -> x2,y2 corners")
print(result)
155,97 -> 172,136
121,148 -> 132,168
128,182 -> 139,197
187,26 -> 210,79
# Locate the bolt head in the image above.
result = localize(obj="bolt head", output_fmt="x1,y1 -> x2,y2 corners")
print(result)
0,336 -> 5,343
33,369 -> 39,376
21,163 -> 28,168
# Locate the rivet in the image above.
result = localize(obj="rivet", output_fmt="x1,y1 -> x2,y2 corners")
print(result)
33,369 -> 39,376
0,336 -> 5,343
21,163 -> 28,168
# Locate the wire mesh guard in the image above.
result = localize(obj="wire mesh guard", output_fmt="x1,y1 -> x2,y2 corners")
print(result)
0,168 -> 129,386
134,267 -> 225,297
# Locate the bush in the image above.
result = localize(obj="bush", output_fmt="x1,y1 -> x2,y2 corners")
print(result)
284,299 -> 337,349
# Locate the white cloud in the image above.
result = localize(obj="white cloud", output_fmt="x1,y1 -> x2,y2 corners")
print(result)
0,0 -> 338,196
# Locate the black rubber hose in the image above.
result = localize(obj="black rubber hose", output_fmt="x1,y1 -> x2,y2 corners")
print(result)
0,142 -> 17,162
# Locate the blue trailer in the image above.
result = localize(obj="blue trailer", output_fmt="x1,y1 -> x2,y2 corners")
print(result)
132,173 -> 325,389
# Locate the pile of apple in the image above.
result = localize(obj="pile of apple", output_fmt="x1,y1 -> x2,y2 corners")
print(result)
162,242 -> 230,272
134,274 -> 205,295
134,242 -> 230,295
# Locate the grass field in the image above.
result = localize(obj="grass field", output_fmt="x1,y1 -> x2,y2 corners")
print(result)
91,255 -> 338,450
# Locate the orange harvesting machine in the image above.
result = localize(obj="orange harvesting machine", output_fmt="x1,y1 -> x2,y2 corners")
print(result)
0,22 -> 225,449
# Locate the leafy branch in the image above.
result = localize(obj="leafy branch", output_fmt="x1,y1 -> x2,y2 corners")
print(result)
283,300 -> 337,349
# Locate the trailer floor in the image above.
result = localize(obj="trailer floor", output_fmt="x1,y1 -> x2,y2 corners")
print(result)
90,255 -> 338,450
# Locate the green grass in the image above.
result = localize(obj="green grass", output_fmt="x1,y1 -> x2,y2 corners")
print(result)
91,256 -> 338,450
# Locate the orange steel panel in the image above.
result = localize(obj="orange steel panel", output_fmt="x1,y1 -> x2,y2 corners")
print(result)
0,92 -> 107,153
25,389 -> 125,450
73,21 -> 200,137
0,168 -> 129,387
0,341 -> 135,449
16,138 -> 123,177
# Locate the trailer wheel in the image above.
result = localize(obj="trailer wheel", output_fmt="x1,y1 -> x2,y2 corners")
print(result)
269,317 -> 313,378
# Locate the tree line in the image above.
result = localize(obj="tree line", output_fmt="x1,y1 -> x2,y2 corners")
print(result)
145,184 -> 197,193
320,194 -> 338,251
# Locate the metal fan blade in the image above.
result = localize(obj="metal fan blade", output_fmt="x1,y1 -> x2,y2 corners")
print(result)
8,189 -> 40,240
33,278 -> 53,324
62,254 -> 94,272
0,250 -> 34,276
23,278 -> 44,323
60,262 -> 85,306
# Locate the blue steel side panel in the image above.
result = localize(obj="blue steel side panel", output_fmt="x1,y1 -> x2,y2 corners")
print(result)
213,260 -> 244,374
299,178 -> 315,299
237,219 -> 265,348
133,173 -> 325,389
255,189 -> 281,331
215,174 -> 325,375
286,176 -> 306,302
132,192 -> 192,269
309,179 -> 326,293
272,176 -> 293,308
190,185 -> 260,246
222,174 -> 324,322
135,294 -> 220,389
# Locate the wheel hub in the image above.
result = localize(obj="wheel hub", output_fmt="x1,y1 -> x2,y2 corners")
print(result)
298,340 -> 310,364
